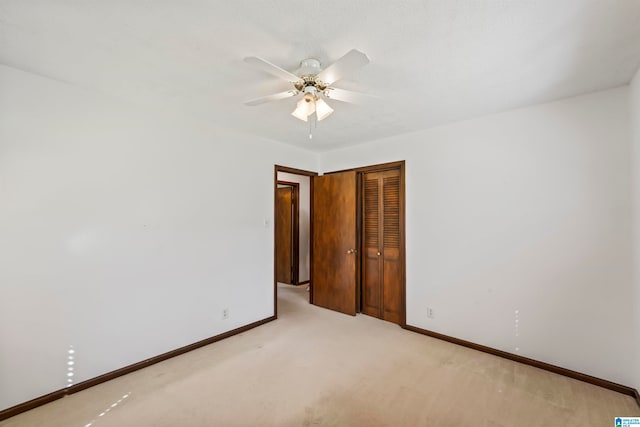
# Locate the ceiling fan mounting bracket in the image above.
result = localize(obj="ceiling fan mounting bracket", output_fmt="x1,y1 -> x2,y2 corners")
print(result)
298,58 -> 322,74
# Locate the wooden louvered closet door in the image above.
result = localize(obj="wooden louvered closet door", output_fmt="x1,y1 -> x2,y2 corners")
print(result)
362,169 -> 402,324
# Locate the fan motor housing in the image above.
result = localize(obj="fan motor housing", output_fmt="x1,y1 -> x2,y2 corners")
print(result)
293,58 -> 327,93
294,75 -> 327,92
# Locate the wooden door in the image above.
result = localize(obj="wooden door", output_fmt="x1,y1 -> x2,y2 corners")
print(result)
362,169 -> 402,324
362,175 -> 382,318
312,171 -> 357,315
275,187 -> 293,284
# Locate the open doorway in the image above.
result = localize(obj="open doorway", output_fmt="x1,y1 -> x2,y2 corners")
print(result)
274,165 -> 316,317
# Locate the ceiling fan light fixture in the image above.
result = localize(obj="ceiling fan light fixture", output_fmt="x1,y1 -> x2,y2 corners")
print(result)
291,105 -> 308,121
315,98 -> 334,121
292,96 -> 316,121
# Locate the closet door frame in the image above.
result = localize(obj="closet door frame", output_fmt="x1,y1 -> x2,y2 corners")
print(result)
327,160 -> 406,326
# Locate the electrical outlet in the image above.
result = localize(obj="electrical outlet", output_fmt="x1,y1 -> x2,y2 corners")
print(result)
222,308 -> 229,320
426,307 -> 435,319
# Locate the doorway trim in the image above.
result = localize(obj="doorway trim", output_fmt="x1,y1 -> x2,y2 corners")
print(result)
274,165 -> 317,318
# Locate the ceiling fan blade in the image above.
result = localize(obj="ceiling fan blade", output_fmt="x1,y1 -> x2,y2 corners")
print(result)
323,87 -> 376,104
316,49 -> 370,85
244,56 -> 300,82
244,90 -> 298,106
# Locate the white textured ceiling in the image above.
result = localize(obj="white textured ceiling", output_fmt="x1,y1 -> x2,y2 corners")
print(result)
1,1 -> 640,151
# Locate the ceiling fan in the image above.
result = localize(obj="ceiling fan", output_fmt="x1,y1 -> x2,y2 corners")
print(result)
243,49 -> 373,138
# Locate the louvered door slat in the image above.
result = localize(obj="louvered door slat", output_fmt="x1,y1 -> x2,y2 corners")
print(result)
383,175 -> 400,249
364,178 -> 379,248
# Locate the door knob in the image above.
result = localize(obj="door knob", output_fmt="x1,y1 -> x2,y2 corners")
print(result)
377,251 -> 381,256
346,249 -> 357,254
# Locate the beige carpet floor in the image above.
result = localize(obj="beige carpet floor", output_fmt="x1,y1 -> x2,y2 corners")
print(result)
2,284 -> 639,426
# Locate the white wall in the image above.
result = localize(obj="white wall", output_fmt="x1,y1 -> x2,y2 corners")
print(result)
631,68 -> 640,391
1,61 -> 636,412
321,87 -> 634,385
277,172 -> 311,283
0,65 -> 317,410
